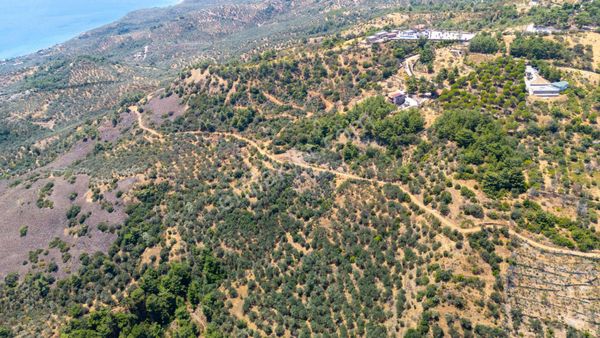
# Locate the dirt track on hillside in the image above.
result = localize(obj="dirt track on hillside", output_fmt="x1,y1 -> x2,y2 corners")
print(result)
133,109 -> 600,259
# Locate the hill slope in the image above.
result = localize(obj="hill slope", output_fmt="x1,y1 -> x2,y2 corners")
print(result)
0,0 -> 599,337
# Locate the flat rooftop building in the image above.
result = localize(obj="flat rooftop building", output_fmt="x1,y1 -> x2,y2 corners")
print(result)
525,65 -> 568,98
365,28 -> 475,44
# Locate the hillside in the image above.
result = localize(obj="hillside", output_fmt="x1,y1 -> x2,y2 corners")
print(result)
0,0 -> 599,337
0,0 -> 392,177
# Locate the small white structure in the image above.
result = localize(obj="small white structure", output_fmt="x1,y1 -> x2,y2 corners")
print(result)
396,30 -> 421,40
427,30 -> 475,41
528,78 -> 560,97
525,65 -> 565,97
526,24 -> 562,34
394,96 -> 420,110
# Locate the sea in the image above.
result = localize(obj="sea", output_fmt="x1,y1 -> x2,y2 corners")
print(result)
0,0 -> 179,60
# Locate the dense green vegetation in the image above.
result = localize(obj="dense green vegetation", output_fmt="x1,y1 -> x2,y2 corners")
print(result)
510,36 -> 567,60
513,200 -> 600,252
276,96 -> 423,154
528,0 -> 600,28
63,254 -> 224,337
439,57 -> 526,112
434,109 -> 526,197
469,33 -> 500,54
531,60 -> 562,82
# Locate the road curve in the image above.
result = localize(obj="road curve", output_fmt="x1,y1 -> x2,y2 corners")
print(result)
131,106 -> 165,141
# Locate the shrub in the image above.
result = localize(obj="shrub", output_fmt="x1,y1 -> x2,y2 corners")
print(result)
469,34 -> 499,54
19,226 -> 28,237
66,205 -> 82,220
463,204 -> 484,219
510,36 -> 566,60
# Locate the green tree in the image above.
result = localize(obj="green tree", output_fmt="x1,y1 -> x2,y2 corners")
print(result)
469,34 -> 500,54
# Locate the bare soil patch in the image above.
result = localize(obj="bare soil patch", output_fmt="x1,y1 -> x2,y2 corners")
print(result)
0,174 -> 131,279
45,140 -> 96,170
507,240 -> 600,335
143,92 -> 186,126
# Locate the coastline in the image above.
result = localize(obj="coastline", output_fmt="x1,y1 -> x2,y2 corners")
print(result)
0,0 -> 183,61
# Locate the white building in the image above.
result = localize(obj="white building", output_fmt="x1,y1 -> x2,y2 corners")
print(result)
365,29 -> 475,44
526,24 -> 562,34
395,30 -> 421,40
528,78 -> 560,97
525,65 -> 561,97
427,30 -> 475,41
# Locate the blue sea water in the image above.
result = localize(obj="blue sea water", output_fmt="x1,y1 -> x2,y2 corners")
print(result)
0,0 -> 179,60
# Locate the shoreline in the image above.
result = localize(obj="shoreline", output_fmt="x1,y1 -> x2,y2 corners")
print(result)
0,0 -> 183,61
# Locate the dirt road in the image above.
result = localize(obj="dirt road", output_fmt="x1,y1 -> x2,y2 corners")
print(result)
134,114 -> 600,259
131,106 -> 164,141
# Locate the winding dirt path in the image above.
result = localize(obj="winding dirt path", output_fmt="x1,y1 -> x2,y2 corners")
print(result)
405,54 -> 419,77
131,106 -> 164,141
134,114 -> 600,259
263,92 -> 305,111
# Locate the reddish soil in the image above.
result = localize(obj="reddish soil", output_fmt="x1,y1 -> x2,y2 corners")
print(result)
0,180 -> 8,195
0,108 -> 140,280
0,174 -> 132,279
46,140 -> 95,170
44,109 -> 136,170
98,109 -> 137,142
143,93 -> 186,126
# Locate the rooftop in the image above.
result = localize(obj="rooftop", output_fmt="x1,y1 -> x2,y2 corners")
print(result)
552,81 -> 569,90
365,28 -> 475,44
388,91 -> 406,98
530,85 -> 559,92
530,77 -> 551,85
